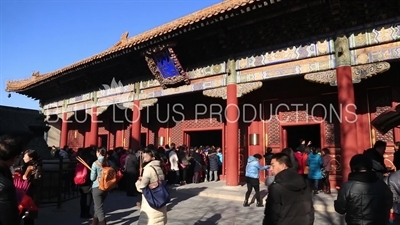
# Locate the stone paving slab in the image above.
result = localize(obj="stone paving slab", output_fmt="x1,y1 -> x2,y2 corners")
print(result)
35,184 -> 343,225
174,181 -> 337,212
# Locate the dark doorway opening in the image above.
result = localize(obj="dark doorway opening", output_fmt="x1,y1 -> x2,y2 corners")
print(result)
99,135 -> 108,148
285,124 -> 321,150
187,130 -> 223,148
140,133 -> 147,148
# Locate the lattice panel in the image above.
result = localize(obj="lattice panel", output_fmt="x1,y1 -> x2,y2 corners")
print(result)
369,89 -> 394,143
67,129 -> 84,149
323,95 -> 341,146
264,101 -> 280,146
109,133 -> 115,150
124,125 -> 131,149
267,115 -> 280,145
325,123 -> 335,145
110,121 -> 120,149
141,124 -> 147,133
394,88 -> 400,142
239,122 -> 246,176
148,129 -> 155,146
98,126 -> 107,134
170,121 -> 183,146
184,117 -> 223,129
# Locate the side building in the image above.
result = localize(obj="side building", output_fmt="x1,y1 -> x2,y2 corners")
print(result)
6,0 -> 400,186
0,105 -> 50,158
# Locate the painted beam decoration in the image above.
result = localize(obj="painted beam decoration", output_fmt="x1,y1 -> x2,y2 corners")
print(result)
304,62 -> 391,86
144,43 -> 189,89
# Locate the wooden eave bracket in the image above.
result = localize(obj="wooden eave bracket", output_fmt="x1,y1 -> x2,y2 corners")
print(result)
304,62 -> 391,86
203,81 -> 262,99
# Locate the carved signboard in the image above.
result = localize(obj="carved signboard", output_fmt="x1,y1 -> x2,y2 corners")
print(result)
144,43 -> 189,89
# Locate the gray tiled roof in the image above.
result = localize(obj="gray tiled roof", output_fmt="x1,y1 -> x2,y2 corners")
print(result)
0,105 -> 42,135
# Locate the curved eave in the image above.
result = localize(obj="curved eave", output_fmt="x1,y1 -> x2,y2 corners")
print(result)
6,48 -> 133,93
6,0 -> 278,93
371,105 -> 400,134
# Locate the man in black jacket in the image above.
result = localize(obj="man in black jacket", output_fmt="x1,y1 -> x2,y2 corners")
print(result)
363,140 -> 388,179
263,153 -> 314,225
0,134 -> 24,225
334,154 -> 392,225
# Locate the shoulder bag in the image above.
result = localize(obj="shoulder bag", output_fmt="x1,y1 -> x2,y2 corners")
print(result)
142,165 -> 170,209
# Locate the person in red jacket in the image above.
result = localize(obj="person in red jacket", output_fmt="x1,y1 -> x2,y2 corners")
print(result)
293,147 -> 305,175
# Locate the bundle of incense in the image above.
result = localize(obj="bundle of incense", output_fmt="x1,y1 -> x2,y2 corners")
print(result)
136,152 -> 143,208
76,156 -> 92,170
139,152 -> 143,175
23,166 -> 33,180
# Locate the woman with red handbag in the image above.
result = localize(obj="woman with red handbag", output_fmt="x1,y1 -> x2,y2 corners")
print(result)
18,150 -> 42,225
0,134 -> 24,225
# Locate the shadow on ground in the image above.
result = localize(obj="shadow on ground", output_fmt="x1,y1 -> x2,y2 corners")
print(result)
194,214 -> 222,224
313,194 -> 345,225
168,186 -> 207,210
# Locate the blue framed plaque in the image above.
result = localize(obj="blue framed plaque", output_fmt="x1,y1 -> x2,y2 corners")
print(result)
144,44 -> 189,89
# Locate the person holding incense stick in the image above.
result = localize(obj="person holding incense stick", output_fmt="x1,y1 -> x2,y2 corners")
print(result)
77,148 -> 96,218
90,148 -> 114,225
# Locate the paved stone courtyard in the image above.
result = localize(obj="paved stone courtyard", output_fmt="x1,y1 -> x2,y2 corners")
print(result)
36,182 -> 345,225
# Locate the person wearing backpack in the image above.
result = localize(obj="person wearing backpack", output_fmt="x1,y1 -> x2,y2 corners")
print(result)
75,148 -> 96,219
90,148 -> 115,225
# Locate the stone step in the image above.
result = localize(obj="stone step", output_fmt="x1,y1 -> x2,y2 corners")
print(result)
173,183 -> 337,213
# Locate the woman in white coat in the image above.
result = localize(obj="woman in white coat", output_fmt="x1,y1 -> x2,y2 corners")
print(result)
135,149 -> 167,225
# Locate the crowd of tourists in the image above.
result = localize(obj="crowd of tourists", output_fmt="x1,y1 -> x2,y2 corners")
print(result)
245,139 -> 400,225
0,136 -> 224,225
2,132 -> 400,225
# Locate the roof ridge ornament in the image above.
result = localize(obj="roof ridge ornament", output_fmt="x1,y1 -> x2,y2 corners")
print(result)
32,71 -> 40,78
111,32 -> 129,49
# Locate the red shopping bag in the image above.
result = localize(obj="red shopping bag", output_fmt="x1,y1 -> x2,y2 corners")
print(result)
116,169 -> 124,183
18,194 -> 38,219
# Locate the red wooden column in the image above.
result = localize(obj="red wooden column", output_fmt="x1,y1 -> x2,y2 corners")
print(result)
335,37 -> 358,182
60,112 -> 68,148
226,59 -> 239,186
89,107 -> 99,147
131,100 -> 141,150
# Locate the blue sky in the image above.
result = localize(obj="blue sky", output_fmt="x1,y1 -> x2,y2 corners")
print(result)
0,0 -> 221,109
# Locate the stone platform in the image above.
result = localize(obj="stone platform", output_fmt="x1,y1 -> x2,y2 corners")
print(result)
173,181 -> 337,212
35,181 -> 343,225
